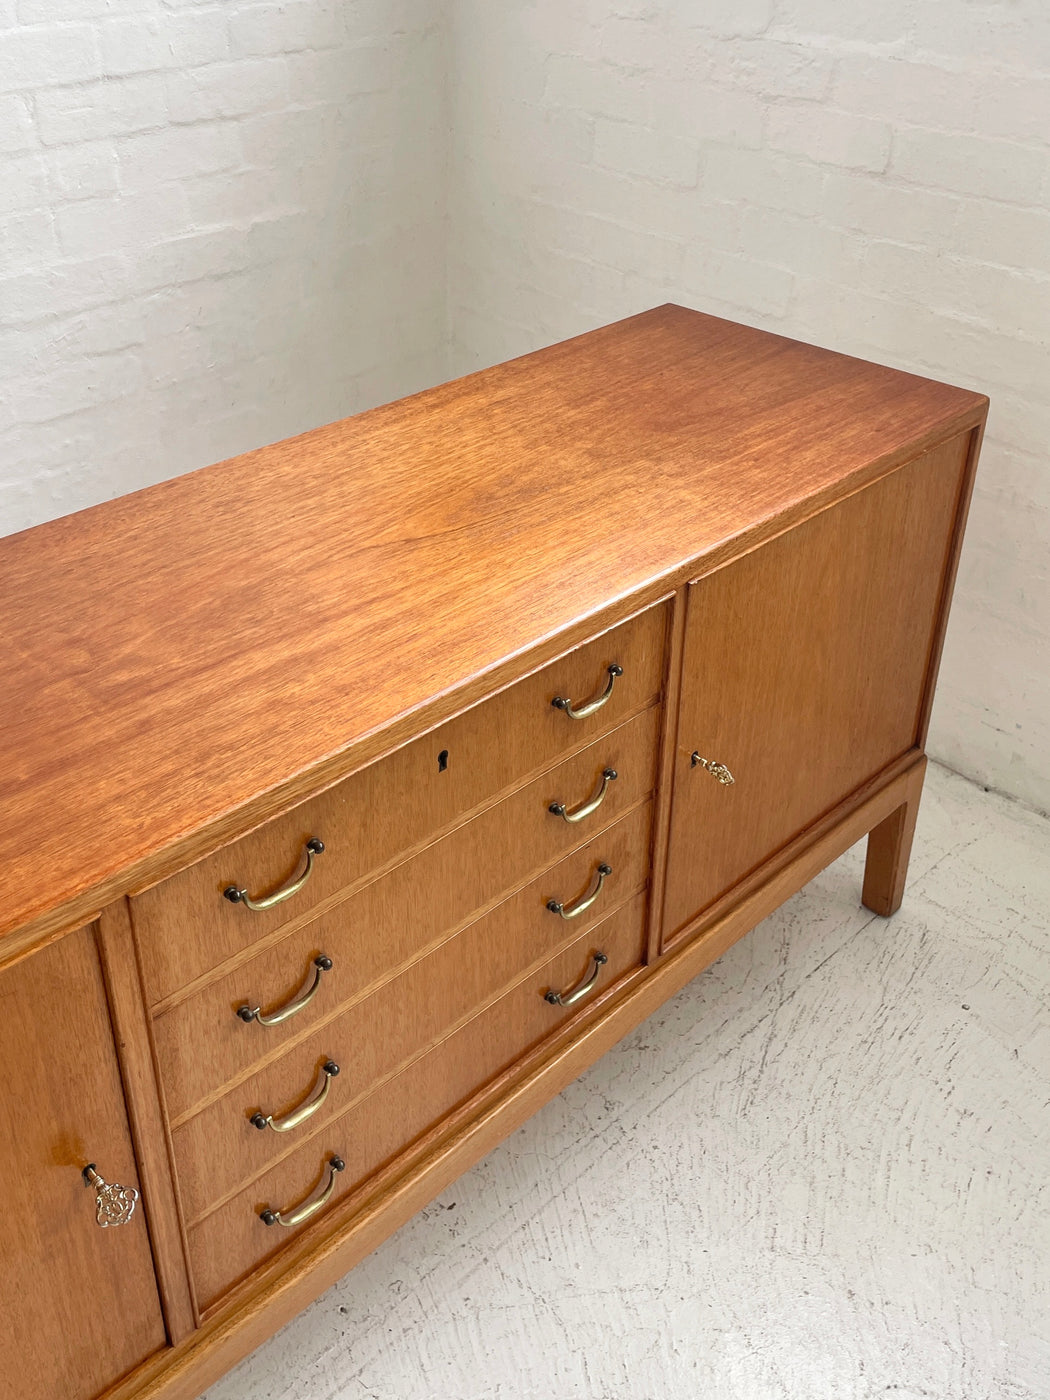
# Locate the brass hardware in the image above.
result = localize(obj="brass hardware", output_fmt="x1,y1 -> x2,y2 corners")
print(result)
224,837 -> 325,911
545,951 -> 608,1007
251,1060 -> 339,1133
237,954 -> 333,1026
549,767 -> 617,823
547,862 -> 612,920
82,1164 -> 139,1228
260,1155 -> 345,1228
551,663 -> 623,720
691,753 -> 735,785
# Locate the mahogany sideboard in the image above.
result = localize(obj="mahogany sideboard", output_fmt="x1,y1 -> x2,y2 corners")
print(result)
0,306 -> 987,1400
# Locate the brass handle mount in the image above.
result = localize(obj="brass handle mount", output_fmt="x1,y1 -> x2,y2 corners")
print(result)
551,663 -> 623,721
260,1155 -> 345,1229
83,1164 -> 140,1228
691,753 -> 735,785
549,767 -> 618,823
224,837 -> 325,911
251,1060 -> 340,1133
547,862 -> 612,920
237,954 -> 333,1027
545,952 -> 608,1008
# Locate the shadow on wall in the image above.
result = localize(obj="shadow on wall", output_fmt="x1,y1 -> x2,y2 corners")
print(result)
1,1 -> 449,537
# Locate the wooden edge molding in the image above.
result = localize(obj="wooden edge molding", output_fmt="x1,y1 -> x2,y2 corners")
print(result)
96,902 -> 198,1342
105,757 -> 923,1400
916,421 -> 986,749
645,583 -> 689,963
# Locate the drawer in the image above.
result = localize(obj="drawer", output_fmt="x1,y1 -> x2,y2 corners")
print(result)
187,890 -> 648,1309
133,599 -> 669,1004
154,706 -> 661,1122
171,804 -> 652,1226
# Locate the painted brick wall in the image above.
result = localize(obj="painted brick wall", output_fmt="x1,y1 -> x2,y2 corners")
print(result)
446,0 -> 1050,812
0,0 -> 448,534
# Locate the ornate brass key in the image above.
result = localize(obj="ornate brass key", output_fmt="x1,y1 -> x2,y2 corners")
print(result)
691,753 -> 735,785
83,1164 -> 139,1228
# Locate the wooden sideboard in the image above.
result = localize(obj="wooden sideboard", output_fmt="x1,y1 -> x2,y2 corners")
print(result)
0,306 -> 986,1400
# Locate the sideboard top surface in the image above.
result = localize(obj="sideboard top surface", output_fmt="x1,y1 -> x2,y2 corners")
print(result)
0,304 -> 986,948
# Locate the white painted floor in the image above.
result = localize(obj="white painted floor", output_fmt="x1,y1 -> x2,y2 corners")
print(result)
204,764 -> 1050,1400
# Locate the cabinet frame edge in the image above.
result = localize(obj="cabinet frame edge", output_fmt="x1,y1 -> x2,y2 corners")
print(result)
97,900 -> 198,1342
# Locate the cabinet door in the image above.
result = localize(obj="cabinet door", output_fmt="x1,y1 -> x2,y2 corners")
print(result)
0,926 -> 166,1400
662,435 -> 968,944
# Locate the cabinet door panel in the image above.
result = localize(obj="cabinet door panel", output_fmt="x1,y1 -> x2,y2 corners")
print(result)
0,927 -> 166,1400
662,435 -> 967,944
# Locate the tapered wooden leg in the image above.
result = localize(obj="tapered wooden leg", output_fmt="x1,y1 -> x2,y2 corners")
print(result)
862,756 -> 927,916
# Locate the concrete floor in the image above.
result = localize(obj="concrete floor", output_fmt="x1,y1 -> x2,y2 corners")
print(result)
203,763 -> 1050,1400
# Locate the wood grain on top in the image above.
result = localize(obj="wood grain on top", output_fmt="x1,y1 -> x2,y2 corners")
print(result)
0,305 -> 987,949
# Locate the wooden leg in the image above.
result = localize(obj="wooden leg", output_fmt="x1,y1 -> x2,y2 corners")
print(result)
862,756 -> 927,916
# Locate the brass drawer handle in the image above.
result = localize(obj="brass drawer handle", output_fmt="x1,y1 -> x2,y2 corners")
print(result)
260,1155 -> 345,1229
250,1060 -> 340,1134
545,951 -> 608,1007
82,1164 -> 139,1228
547,862 -> 612,920
237,954 -> 333,1026
551,663 -> 623,720
549,767 -> 617,823
224,837 -> 325,911
691,752 -> 735,785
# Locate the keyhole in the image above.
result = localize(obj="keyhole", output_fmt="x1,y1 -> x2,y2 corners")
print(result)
437,749 -> 449,772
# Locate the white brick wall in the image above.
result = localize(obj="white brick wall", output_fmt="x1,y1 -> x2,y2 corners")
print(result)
0,0 -> 448,534
445,0 -> 1050,814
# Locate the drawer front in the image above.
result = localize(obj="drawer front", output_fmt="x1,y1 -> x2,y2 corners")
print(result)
172,804 -> 652,1226
154,706 -> 661,1122
187,890 -> 648,1309
133,599 -> 668,1004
